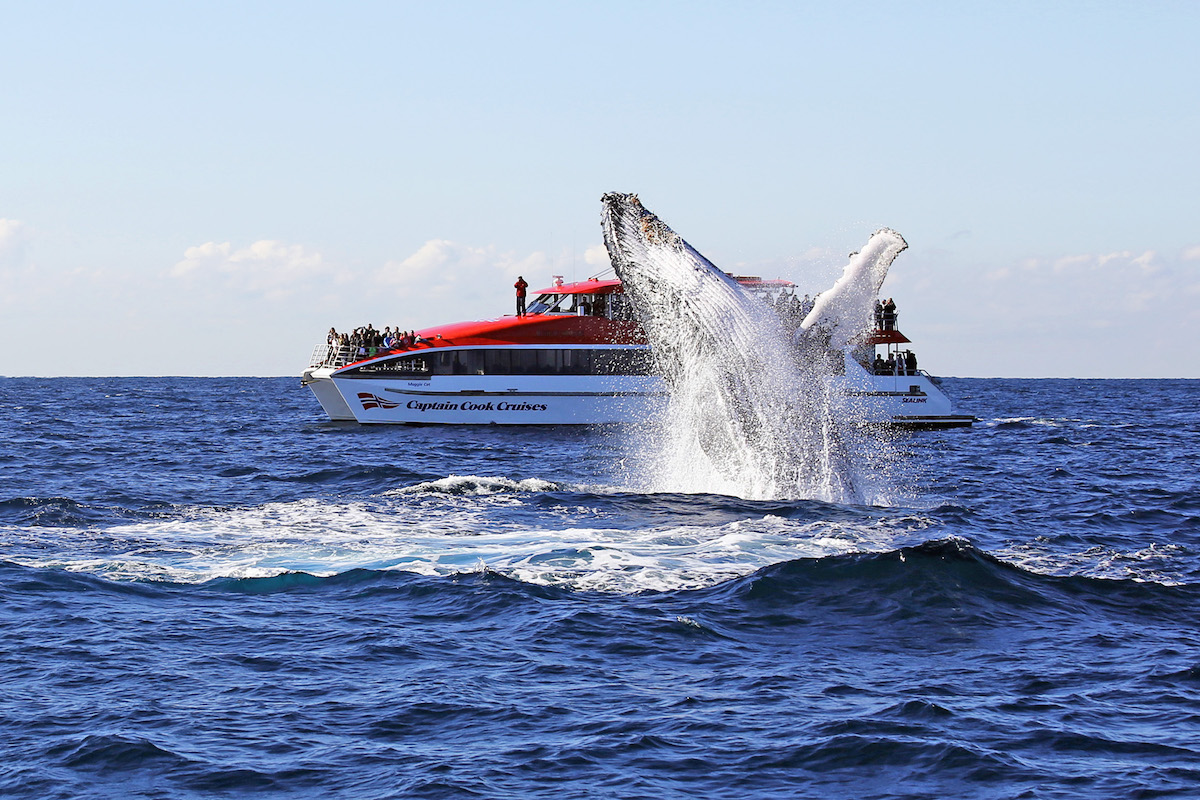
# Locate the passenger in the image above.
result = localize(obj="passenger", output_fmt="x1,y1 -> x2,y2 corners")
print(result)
882,298 -> 897,330
801,294 -> 814,319
874,299 -> 883,329
787,293 -> 802,323
775,291 -> 790,315
514,276 -> 529,316
873,354 -> 887,374
885,355 -> 896,375
905,350 -> 918,375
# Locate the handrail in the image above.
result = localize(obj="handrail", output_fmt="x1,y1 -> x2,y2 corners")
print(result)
307,344 -> 359,369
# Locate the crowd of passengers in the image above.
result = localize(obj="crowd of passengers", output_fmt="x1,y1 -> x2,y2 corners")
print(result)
873,349 -> 919,376
326,325 -> 425,358
772,291 -> 817,327
770,293 -> 900,331
770,290 -> 915,377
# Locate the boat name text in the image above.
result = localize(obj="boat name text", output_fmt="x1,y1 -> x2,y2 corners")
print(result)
405,400 -> 550,413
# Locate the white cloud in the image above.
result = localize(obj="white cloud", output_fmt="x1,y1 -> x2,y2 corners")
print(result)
1017,249 -> 1161,277
377,239 -> 497,290
969,247 -> 1196,333
1182,245 -> 1200,262
0,219 -> 29,268
1095,250 -> 1133,267
1131,250 -> 1159,273
172,239 -> 344,298
1052,253 -> 1095,272
375,239 -> 587,318
583,243 -> 611,269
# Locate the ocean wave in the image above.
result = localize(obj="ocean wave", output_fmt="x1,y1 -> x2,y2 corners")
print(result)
0,496 -> 175,527
387,475 -> 572,496
994,538 -> 1198,586
48,733 -> 201,772
7,533 -> 1200,624
990,417 -> 1078,429
0,488 -> 923,592
3,466 -> 1197,597
716,539 -> 1200,625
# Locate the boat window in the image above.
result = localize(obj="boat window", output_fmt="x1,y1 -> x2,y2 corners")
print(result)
608,294 -> 635,321
528,293 -> 573,314
592,348 -> 653,375
340,353 -> 430,376
484,349 -> 512,374
433,349 -> 484,375
559,349 -> 590,374
346,348 -> 653,377
589,294 -> 608,318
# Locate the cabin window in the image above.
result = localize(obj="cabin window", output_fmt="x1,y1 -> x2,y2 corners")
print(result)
434,349 -> 484,375
592,348 -> 653,375
345,348 -> 652,377
608,293 -> 635,321
475,347 -> 651,375
340,354 -> 430,376
526,293 -> 567,314
483,349 -> 512,374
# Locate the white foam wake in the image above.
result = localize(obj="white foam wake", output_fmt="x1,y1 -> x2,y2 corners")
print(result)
0,483 -> 924,592
3,480 -> 1191,590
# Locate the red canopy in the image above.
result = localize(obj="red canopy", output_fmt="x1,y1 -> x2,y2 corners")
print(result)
862,329 -> 911,345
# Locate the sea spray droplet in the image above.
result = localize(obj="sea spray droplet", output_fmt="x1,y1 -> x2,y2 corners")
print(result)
600,192 -> 906,504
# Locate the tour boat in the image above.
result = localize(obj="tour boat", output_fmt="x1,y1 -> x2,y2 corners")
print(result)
300,275 -> 974,428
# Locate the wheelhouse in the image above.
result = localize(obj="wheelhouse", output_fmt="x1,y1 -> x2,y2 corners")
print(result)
524,278 -> 634,320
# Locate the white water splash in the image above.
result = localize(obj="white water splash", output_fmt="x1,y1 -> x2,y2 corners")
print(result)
389,475 -> 568,496
600,193 -> 906,504
0,485 -> 922,592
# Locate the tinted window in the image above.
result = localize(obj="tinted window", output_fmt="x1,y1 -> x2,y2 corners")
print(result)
433,350 -> 484,375
344,354 -> 430,375
593,348 -> 653,375
352,348 -> 652,376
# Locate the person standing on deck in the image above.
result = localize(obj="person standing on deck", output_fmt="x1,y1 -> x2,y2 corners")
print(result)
514,276 -> 529,316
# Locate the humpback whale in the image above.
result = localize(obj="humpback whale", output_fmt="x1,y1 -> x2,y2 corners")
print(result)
601,192 -> 903,503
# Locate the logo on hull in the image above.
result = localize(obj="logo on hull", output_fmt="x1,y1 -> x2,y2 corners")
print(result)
358,392 -> 400,410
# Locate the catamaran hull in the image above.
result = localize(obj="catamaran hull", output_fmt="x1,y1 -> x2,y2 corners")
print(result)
302,368 -> 971,427
303,370 -> 662,425
301,368 -> 357,421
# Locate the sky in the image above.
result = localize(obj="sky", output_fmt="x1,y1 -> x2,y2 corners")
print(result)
2,0 -> 1197,378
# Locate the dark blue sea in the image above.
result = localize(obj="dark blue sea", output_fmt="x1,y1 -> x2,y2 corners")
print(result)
2,377 -> 1199,799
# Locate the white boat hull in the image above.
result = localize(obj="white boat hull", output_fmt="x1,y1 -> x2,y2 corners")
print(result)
304,369 -> 662,425
302,363 -> 970,428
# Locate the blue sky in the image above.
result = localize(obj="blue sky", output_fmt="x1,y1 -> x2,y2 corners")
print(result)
2,1 -> 1197,377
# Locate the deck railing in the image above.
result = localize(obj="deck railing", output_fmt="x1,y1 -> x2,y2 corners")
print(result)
307,344 -> 358,369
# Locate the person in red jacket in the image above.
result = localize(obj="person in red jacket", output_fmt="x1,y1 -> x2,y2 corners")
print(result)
514,276 -> 529,316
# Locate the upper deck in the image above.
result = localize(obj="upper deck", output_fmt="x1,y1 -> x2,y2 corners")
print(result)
309,274 -> 800,370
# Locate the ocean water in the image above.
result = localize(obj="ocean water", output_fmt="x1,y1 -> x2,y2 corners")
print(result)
2,376 -> 1199,799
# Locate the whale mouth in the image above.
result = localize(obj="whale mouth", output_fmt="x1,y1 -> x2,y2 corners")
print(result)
600,192 -> 906,505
